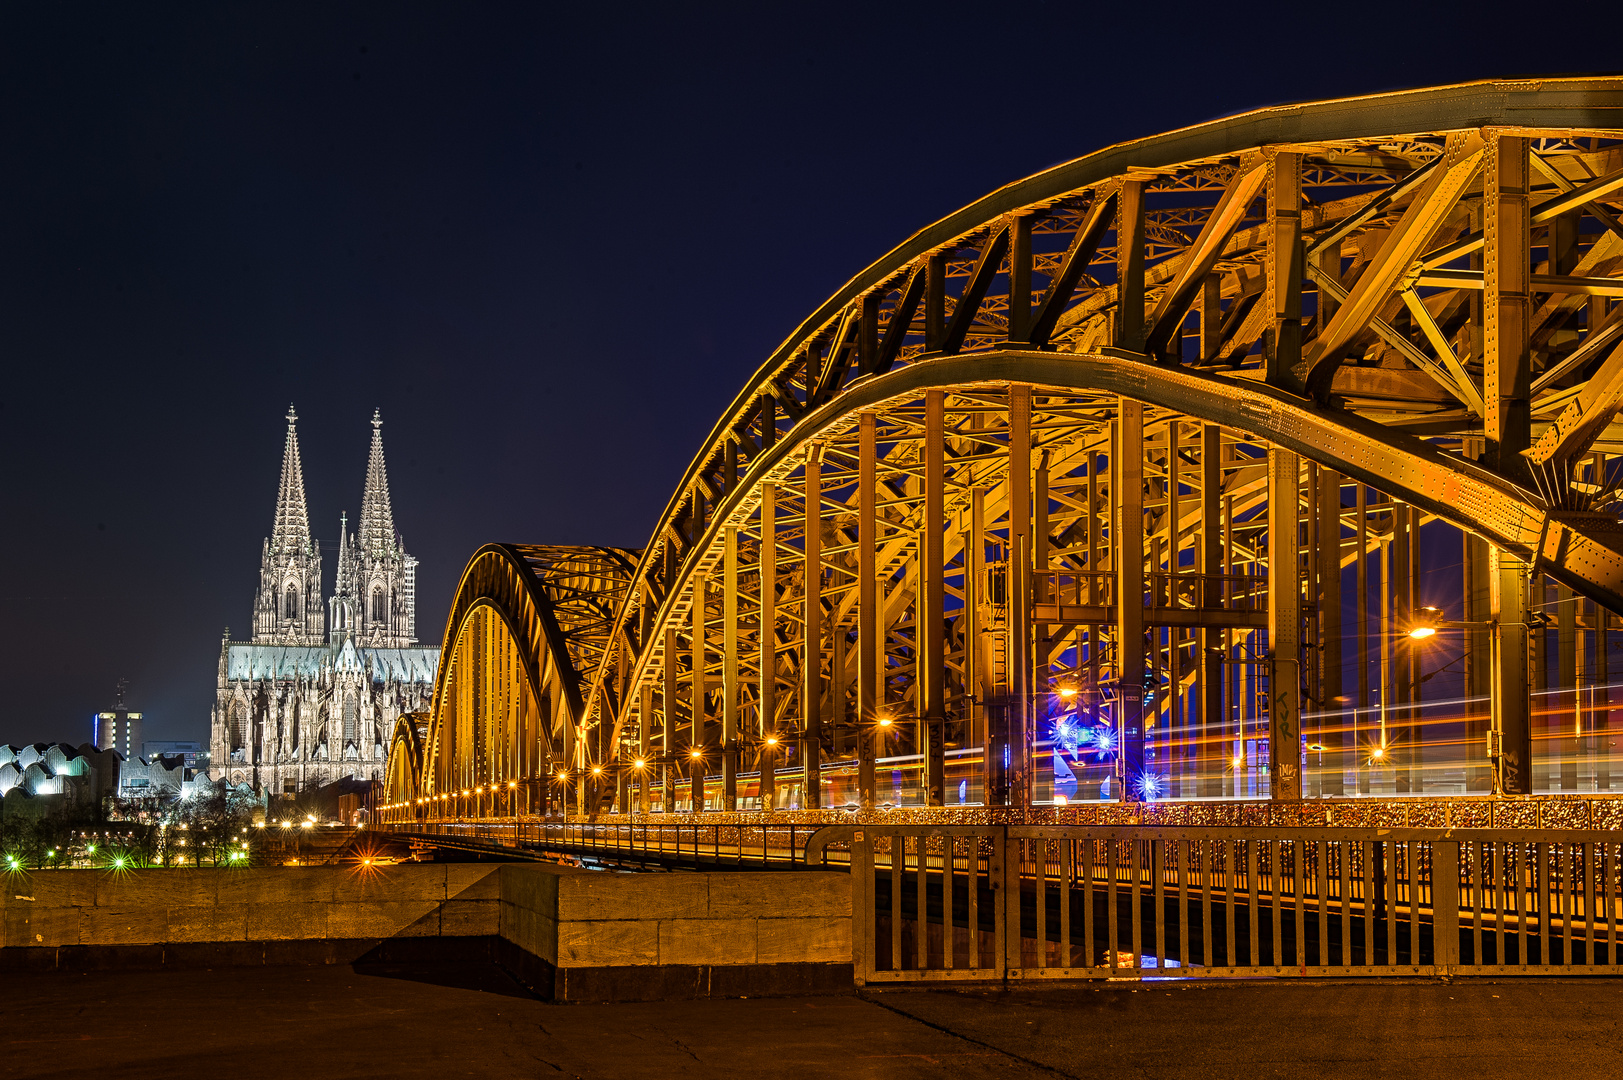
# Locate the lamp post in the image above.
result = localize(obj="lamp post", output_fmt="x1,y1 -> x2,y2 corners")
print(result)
1402,605 -> 1537,796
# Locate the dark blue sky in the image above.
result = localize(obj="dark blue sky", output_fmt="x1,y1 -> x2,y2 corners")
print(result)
1,1 -> 1613,745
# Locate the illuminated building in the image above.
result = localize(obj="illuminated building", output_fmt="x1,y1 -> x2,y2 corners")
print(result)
94,682 -> 143,759
210,407 -> 438,794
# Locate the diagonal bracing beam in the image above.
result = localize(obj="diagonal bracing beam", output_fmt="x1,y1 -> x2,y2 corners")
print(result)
1304,131 -> 1486,400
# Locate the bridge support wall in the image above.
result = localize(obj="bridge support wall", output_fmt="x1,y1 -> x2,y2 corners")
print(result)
1,864 -> 853,1002
499,863 -> 851,1001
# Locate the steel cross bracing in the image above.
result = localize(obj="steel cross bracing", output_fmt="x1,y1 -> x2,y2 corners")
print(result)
382,77 -> 1623,824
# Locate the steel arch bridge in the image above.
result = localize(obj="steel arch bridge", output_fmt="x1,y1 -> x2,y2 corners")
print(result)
383,76 -> 1623,828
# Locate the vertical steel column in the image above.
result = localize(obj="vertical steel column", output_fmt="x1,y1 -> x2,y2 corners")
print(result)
691,577 -> 706,811
759,484 -> 777,809
803,446 -> 823,808
1318,466 -> 1344,795
1464,442 -> 1492,792
1036,449 -> 1054,796
638,684 -> 652,813
559,673 -> 576,817
1198,425 -> 1222,798
1115,399 -> 1146,799
1165,423 -> 1181,794
1116,181 -> 1146,351
1599,603 -> 1612,793
1491,549 -> 1532,795
1356,484 -> 1370,794
1485,134 -> 1532,481
1267,447 -> 1302,800
1008,214 -> 1033,344
1199,276 -> 1222,362
857,412 -> 878,811
1560,585 -> 1579,790
922,390 -> 946,805
1266,151 -> 1303,387
663,628 -> 677,813
970,486 -> 991,802
1408,504 -> 1423,788
723,525 -> 739,810
1392,504 -> 1412,793
1008,384 -> 1033,809
925,252 -> 946,353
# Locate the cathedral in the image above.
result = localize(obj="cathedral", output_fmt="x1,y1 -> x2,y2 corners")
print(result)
209,407 -> 439,793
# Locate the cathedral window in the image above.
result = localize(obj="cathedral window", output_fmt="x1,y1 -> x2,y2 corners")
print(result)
284,586 -> 299,620
371,587 -> 386,623
232,703 -> 248,750
343,696 -> 357,744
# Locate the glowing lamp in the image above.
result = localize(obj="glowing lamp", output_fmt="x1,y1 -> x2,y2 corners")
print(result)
1408,605 -> 1443,640
633,758 -> 646,769
878,717 -> 893,728
592,766 -> 603,776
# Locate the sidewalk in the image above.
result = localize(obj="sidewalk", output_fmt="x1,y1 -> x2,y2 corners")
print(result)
5,964 -> 1621,1079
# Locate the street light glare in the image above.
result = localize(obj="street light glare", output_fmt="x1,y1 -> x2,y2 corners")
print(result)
1408,625 -> 1437,640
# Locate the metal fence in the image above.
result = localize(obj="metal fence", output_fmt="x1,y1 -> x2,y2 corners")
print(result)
804,825 -> 1623,982
393,819 -> 823,869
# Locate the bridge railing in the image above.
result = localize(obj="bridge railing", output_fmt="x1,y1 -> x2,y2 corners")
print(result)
804,824 -> 1623,983
389,818 -> 835,868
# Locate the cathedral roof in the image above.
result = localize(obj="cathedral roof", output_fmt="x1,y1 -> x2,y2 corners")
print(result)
225,641 -> 439,683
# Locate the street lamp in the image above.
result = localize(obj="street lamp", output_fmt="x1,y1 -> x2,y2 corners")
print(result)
1407,605 -> 1442,640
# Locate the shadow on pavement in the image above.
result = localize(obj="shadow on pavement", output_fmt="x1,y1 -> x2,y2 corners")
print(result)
349,960 -> 538,1000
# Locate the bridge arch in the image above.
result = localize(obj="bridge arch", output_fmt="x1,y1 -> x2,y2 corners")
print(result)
399,544 -> 635,817
392,77 -> 1623,816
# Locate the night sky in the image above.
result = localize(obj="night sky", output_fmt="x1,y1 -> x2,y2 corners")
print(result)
2,3 -> 1614,746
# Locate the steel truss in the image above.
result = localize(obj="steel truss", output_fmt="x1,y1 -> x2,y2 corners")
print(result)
383,77 -> 1623,823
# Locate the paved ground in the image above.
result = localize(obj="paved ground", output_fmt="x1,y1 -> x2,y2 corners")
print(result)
5,965 -> 1622,1079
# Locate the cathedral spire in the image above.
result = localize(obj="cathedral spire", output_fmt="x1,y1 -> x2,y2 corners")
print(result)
253,405 -> 323,645
271,405 -> 313,555
357,409 -> 397,556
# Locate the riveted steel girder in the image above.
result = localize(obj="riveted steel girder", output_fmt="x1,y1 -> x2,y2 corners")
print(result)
401,78 -> 1623,806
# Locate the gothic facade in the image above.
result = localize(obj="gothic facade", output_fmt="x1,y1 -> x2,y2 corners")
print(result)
210,408 -> 439,793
